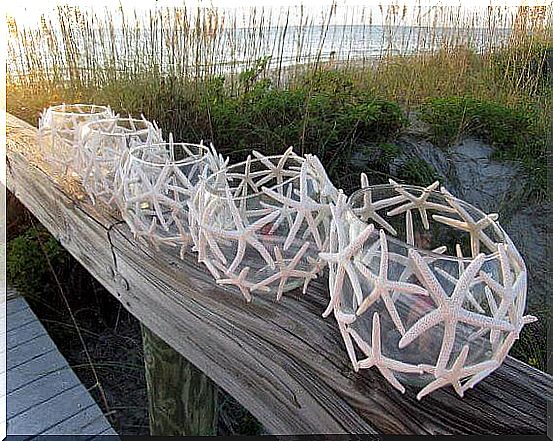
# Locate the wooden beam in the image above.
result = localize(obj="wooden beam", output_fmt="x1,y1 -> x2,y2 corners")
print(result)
141,325 -> 218,436
6,112 -> 552,435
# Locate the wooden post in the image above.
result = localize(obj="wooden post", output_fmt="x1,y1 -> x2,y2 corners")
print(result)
141,325 -> 218,436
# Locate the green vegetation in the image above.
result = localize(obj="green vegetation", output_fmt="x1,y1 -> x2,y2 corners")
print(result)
396,158 -> 443,187
7,5 -> 552,194
420,95 -> 549,200
7,226 -> 67,296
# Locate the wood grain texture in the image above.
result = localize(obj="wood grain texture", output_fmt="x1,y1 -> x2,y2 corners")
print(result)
6,295 -> 116,436
6,112 -> 552,435
142,325 -> 218,435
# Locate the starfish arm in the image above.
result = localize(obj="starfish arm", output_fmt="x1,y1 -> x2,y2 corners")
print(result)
203,230 -> 228,263
387,280 -> 428,296
334,309 -> 357,324
372,194 -> 406,211
246,234 -> 276,269
419,206 -> 430,230
355,289 -> 379,317
378,230 -> 389,277
409,249 -> 448,307
383,356 -> 423,374
387,202 -> 415,217
432,214 -> 469,231
381,292 -> 406,335
416,377 -> 449,400
371,312 -> 382,357
406,209 -> 414,246
338,320 -> 359,371
399,308 -> 443,349
303,211 -> 324,249
435,320 -> 457,375
357,357 -> 376,369
461,361 -> 500,392
228,240 -> 246,274
283,212 -> 305,251
451,253 -> 485,308
344,262 -> 365,308
479,270 -> 506,298
251,272 -> 281,292
370,211 -> 398,235
348,327 -> 373,358
459,309 -> 514,332
378,365 -> 406,393
322,266 -> 345,318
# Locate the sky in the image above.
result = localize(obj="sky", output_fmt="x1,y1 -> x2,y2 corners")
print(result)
5,0 -> 550,28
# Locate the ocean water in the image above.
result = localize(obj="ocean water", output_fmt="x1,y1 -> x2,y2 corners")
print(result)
7,21 -> 513,79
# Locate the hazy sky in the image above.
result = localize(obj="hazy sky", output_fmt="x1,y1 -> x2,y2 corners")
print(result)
5,0 -> 546,27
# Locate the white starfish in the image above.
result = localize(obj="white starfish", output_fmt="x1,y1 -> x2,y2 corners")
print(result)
125,164 -> 183,229
304,154 -> 340,202
462,307 -> 537,394
205,187 -> 279,274
258,183 -> 295,234
336,317 -> 359,371
433,187 -> 499,257
252,146 -> 302,189
217,267 -> 257,302
386,179 -> 455,229
389,245 -> 447,303
262,162 -> 328,251
417,345 -> 499,399
478,243 -> 523,347
352,173 -> 398,235
228,154 -> 264,197
319,202 -> 376,318
251,242 -> 313,301
399,249 -> 514,375
354,230 -> 428,335
349,312 -> 423,393
434,243 -> 485,313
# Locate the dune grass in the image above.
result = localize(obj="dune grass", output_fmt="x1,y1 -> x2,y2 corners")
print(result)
7,4 -> 551,196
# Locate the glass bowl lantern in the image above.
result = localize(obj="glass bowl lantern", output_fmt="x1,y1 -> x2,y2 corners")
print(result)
321,178 -> 535,399
79,116 -> 163,206
38,103 -> 115,178
116,139 -> 226,258
189,148 -> 338,302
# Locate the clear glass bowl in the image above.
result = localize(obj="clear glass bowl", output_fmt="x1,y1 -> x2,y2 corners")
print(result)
322,181 -> 534,399
79,116 -> 163,206
117,141 -> 224,258
190,150 -> 337,302
38,104 -> 114,178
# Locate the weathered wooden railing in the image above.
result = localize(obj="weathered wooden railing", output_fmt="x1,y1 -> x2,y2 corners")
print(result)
5,112 -> 552,435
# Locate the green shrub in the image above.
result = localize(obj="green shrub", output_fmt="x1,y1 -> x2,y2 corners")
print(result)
419,96 -> 536,148
396,158 -> 443,187
7,226 -> 67,295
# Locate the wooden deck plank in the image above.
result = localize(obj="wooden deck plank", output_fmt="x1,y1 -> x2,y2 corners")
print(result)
4,295 -> 116,436
7,347 -> 68,394
86,426 -> 120,439
7,382 -> 102,435
7,371 -> 80,420
7,320 -> 47,350
42,403 -> 113,435
7,308 -> 37,334
5,334 -> 56,372
6,111 -> 553,435
6,297 -> 28,317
